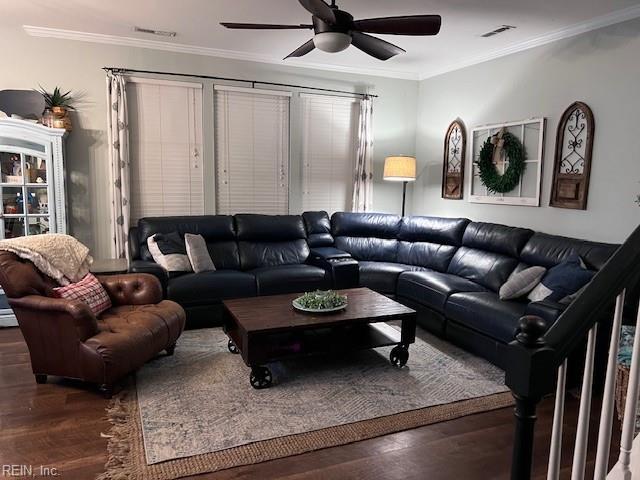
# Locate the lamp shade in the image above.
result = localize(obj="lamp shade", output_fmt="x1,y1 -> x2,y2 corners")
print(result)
383,156 -> 416,182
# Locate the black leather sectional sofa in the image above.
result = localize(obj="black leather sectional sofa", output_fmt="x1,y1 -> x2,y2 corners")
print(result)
128,211 -> 618,369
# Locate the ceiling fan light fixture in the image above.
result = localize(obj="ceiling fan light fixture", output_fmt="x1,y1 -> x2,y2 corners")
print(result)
313,32 -> 351,52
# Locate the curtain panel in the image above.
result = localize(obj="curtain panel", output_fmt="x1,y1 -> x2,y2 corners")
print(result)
105,73 -> 131,259
352,96 -> 374,212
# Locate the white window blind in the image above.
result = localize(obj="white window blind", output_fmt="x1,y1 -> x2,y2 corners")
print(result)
127,79 -> 204,224
214,86 -> 290,215
300,93 -> 359,214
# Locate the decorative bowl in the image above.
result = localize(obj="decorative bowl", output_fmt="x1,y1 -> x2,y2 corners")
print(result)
292,290 -> 347,314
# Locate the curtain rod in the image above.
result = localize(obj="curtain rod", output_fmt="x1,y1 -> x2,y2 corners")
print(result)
102,67 -> 378,98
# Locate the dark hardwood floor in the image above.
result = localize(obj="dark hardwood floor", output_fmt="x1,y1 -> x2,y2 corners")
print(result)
0,326 -> 620,480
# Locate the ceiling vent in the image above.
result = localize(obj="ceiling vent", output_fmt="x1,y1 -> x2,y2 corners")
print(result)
133,26 -> 176,37
481,25 -> 516,38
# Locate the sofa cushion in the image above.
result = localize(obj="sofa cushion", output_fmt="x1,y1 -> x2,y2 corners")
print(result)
358,261 -> 426,294
239,240 -> 310,270
137,216 -> 240,270
446,292 -> 529,344
447,247 -> 519,292
167,271 -> 257,307
397,242 -> 457,272
303,211 -> 333,248
520,232 -> 618,270
332,212 -> 402,239
332,212 -> 401,263
236,214 -> 310,270
397,271 -> 487,313
398,216 -> 470,246
252,264 -> 329,296
462,222 -> 534,257
236,214 -> 306,241
334,237 -> 398,262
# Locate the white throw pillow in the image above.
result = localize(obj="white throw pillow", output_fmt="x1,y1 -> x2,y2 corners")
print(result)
147,232 -> 192,273
499,266 -> 547,300
185,233 -> 216,273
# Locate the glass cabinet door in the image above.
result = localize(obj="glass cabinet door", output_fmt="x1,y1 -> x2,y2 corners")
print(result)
1,151 -> 50,239
0,149 -> 51,326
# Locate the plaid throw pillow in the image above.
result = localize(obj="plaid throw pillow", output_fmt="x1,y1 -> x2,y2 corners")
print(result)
52,273 -> 112,316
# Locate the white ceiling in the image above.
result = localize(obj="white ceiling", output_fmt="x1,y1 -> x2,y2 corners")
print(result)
5,0 -> 640,79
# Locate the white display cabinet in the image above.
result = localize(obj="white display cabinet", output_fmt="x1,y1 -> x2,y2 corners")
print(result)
0,118 -> 67,326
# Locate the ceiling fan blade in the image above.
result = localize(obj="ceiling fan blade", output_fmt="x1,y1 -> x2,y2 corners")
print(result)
284,39 -> 316,59
298,0 -> 336,24
221,22 -> 313,30
353,15 -> 442,36
351,31 -> 405,61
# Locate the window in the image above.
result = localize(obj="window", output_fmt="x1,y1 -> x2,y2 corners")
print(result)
300,94 -> 359,214
127,78 -> 204,223
214,86 -> 290,215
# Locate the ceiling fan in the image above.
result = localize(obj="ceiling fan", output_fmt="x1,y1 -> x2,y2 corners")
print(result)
221,0 -> 442,61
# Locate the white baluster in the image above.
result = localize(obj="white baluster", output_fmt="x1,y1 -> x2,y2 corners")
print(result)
595,291 -> 626,479
572,324 -> 599,480
618,299 -> 640,480
548,359 -> 568,480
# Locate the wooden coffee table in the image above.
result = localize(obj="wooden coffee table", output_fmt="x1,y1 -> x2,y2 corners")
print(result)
222,287 -> 417,389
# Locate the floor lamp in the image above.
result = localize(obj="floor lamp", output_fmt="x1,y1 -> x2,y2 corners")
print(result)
383,155 -> 416,216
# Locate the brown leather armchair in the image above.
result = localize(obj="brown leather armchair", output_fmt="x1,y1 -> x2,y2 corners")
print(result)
0,251 -> 185,397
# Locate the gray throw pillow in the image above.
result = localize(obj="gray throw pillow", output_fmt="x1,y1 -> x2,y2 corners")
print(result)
185,233 -> 216,273
499,266 -> 547,300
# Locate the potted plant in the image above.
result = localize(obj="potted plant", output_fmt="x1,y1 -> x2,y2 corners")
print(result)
36,86 -> 75,131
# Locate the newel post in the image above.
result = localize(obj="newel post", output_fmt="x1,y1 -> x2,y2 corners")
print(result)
506,315 -> 552,480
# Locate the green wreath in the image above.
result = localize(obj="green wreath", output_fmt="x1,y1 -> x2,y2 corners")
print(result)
477,132 -> 526,194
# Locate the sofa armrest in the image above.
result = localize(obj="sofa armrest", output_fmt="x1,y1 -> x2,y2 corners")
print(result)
307,248 -> 359,289
9,295 -> 99,341
525,299 -> 567,327
309,247 -> 352,261
129,260 -> 168,293
128,226 -> 141,261
98,273 -> 163,306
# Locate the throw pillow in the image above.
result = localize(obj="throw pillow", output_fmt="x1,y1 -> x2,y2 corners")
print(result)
147,232 -> 192,273
52,273 -> 112,316
499,266 -> 546,300
527,253 -> 594,303
185,233 -> 216,273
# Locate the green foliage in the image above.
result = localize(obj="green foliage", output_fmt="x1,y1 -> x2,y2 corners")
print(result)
295,290 -> 347,310
477,132 -> 525,194
36,86 -> 76,110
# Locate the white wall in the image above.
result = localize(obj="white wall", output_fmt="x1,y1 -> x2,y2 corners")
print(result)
1,26 -> 418,258
413,18 -> 640,244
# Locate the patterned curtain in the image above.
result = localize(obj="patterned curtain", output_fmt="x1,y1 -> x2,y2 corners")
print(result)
105,73 -> 130,259
352,95 -> 374,212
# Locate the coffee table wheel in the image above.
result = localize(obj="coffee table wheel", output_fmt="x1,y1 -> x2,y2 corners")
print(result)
390,345 -> 409,368
227,339 -> 239,354
250,366 -> 273,389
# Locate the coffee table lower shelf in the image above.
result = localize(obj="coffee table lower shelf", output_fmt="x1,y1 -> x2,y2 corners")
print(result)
224,322 -> 413,389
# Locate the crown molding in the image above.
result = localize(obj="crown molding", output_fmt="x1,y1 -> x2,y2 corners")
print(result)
418,3 -> 640,80
22,25 -> 419,81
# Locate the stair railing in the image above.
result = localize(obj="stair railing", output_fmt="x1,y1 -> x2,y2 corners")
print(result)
506,223 -> 640,480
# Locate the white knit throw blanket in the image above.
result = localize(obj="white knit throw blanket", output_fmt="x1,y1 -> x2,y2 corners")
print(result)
0,234 -> 93,285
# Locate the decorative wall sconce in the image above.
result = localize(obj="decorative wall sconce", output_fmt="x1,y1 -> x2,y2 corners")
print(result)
550,101 -> 595,210
441,119 -> 466,199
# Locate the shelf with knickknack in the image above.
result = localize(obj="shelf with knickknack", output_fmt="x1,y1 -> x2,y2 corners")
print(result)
0,118 -> 67,326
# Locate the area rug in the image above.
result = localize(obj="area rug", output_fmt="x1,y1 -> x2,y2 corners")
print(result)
99,325 -> 513,480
